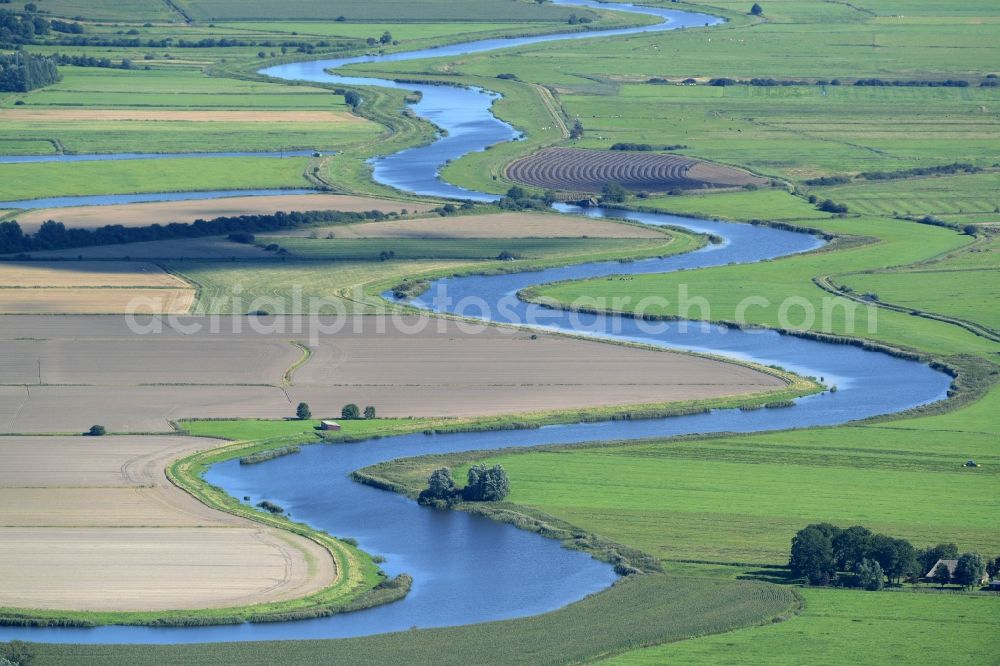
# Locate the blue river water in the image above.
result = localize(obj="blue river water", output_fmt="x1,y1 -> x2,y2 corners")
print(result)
0,0 -> 952,645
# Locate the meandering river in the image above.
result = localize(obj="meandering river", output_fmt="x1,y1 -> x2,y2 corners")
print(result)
1,0 -> 951,644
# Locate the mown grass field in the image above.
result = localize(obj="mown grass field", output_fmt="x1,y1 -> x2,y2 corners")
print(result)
820,172 -> 1000,221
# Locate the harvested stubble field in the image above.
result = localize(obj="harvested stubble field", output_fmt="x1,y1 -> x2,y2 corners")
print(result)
506,148 -> 766,193
290,212 -> 665,239
0,261 -> 185,288
0,289 -> 195,315
14,194 -> 432,233
0,435 -> 335,612
0,261 -> 195,314
0,315 -> 785,433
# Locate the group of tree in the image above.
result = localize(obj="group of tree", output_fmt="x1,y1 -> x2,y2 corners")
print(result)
569,119 -> 584,140
0,51 -> 60,92
789,523 -> 991,590
814,198 -> 849,214
859,162 -> 981,181
365,31 -> 394,47
51,52 -> 135,71
341,403 -> 376,420
708,77 -> 814,87
853,78 -> 970,88
600,181 -> 628,204
610,143 -> 688,152
497,186 -> 555,211
295,402 -> 375,420
0,7 -> 50,45
417,464 -> 510,507
0,208 -> 389,255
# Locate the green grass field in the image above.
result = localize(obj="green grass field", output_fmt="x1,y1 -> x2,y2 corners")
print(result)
182,417 -> 436,442
0,157 -> 310,201
841,268 -> 1000,332
530,214 -> 998,359
604,587 -> 998,665
175,0 -> 600,22
272,236 -> 670,260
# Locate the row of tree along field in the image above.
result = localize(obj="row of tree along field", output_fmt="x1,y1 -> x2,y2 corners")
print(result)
0,209 -> 395,254
789,523 -> 996,590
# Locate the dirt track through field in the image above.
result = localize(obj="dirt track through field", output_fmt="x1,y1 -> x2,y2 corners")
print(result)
0,435 -> 336,611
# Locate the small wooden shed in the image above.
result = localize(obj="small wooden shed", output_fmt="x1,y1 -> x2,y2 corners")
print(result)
320,420 -> 342,431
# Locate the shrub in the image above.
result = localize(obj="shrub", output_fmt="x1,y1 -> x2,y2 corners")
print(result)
87,424 -> 106,436
257,500 -> 284,514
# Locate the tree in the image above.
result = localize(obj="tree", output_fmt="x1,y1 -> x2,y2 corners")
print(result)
931,561 -> 952,587
871,534 -> 918,585
341,403 -> 360,420
344,91 -> 361,108
506,185 -> 528,200
855,558 -> 884,591
986,555 -> 1000,580
750,3 -> 763,16
87,424 -> 106,436
600,180 -> 627,204
917,542 -> 958,575
418,467 -> 459,506
953,552 -> 986,589
364,405 -> 376,419
296,402 -> 311,420
463,464 -> 510,502
569,119 -> 584,139
788,526 -> 835,585
380,30 -> 393,45
833,525 -> 873,571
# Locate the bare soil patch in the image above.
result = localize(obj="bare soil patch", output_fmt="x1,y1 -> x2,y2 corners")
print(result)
0,435 -> 335,611
0,288 -> 194,314
0,315 -> 784,432
295,212 -> 664,239
507,147 -> 767,193
14,194 -> 432,233
0,109 -> 361,123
